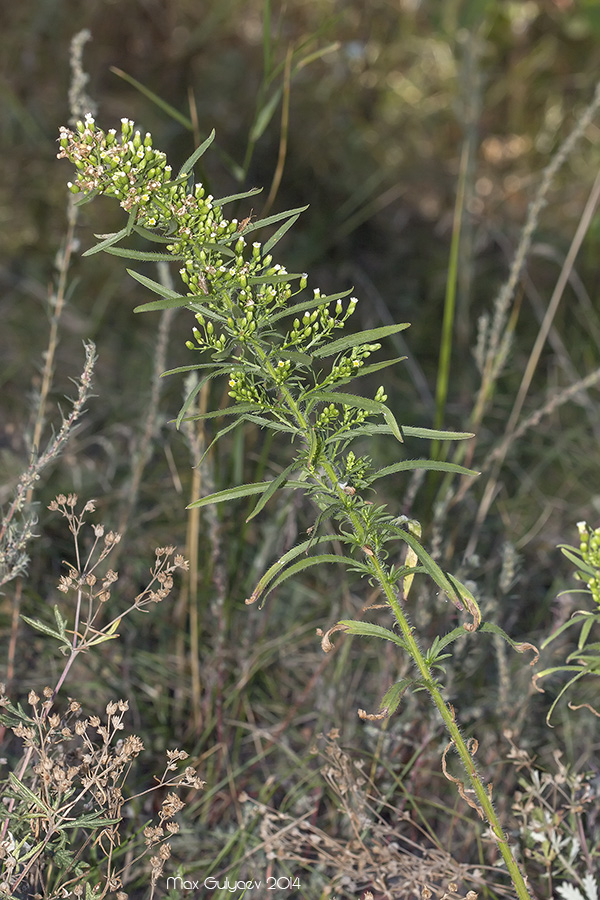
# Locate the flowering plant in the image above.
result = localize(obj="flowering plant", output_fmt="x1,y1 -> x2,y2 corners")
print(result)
58,114 -> 537,899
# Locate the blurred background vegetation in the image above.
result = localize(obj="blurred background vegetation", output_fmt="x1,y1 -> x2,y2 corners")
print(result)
2,0 -> 600,896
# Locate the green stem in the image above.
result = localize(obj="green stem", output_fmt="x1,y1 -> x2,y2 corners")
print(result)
367,552 -> 531,898
254,343 -> 531,898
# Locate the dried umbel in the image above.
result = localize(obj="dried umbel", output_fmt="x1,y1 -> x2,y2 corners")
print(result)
0,690 -> 203,899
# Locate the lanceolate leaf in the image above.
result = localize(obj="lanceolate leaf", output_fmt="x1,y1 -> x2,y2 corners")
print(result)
337,619 -> 410,652
344,424 -> 474,441
251,554 -> 362,607
312,324 -> 410,358
268,289 -> 354,325
213,186 -> 263,208
395,528 -> 481,630
365,459 -> 479,485
380,679 -> 416,716
178,130 -> 216,177
307,390 -> 404,443
246,463 -> 298,521
247,534 -> 346,605
242,205 -> 309,235
102,247 -> 183,262
82,227 -> 128,257
127,270 -> 185,300
21,614 -> 70,646
188,481 -> 274,509
263,214 -> 302,254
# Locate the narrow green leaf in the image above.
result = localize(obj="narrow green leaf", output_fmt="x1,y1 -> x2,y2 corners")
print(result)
402,425 -> 474,441
380,679 -> 416,716
244,415 -> 301,436
131,225 -> 173,244
307,390 -> 404,443
21,614 -> 67,644
365,459 -> 479,485
560,546 -> 596,576
578,615 -> 595,651
263,214 -> 301,255
175,369 -> 246,428
65,812 -> 121,829
9,773 -> 49,811
395,529 -> 481,627
432,626 -> 469,652
127,269 -> 184,300
53,605 -> 68,640
242,205 -> 309,236
337,619 -> 410,651
135,296 -> 195,313
312,324 -> 410,359
275,349 -> 312,366
541,611 -> 591,648
103,247 -> 183,262
268,289 -> 354,324
255,554 -> 360,606
82,227 -> 128,257
178,130 -> 216,177
247,534 -> 341,604
213,186 -> 263,207
125,205 -> 138,236
188,481 -> 274,509
179,401 -> 258,425
333,424 -> 474,442
247,272 -> 304,286
246,463 -> 297,522
348,356 -> 407,379
479,622 -> 539,661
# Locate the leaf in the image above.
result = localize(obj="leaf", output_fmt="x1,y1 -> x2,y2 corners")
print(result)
241,205 -> 309,237
380,678 -> 417,716
307,390 -> 403,443
9,773 -> 50,811
188,481 -> 274,509
541,611 -> 592,648
102,247 -> 183,262
263,213 -> 302,254
556,876 -> 598,900
247,272 -> 304,286
247,534 -> 346,605
337,619 -> 410,651
365,459 -> 479,485
178,130 -> 216,177
127,269 -> 185,300
331,423 -> 474,442
395,528 -> 481,630
87,618 -> 121,646
268,288 -> 354,325
478,622 -> 539,663
251,554 -> 361,607
178,401 -> 259,427
53,605 -> 68,640
578,614 -> 596,650
246,463 -> 298,521
82,227 -> 128,257
134,295 -> 192,313
312,324 -> 410,358
213,186 -> 263,207
21,614 -> 69,645
64,811 -> 121,830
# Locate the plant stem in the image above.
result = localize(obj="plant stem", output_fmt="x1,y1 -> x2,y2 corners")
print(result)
252,343 -> 532,900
